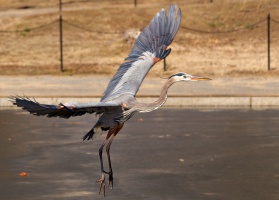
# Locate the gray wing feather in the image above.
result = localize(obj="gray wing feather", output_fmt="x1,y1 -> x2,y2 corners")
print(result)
101,4 -> 181,102
10,96 -> 120,119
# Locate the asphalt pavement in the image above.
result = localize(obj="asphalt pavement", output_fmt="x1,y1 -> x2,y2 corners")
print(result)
1,75 -> 279,107
1,108 -> 279,200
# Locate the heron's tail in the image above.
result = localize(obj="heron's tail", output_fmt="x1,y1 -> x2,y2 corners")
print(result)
83,128 -> 94,141
83,127 -> 105,141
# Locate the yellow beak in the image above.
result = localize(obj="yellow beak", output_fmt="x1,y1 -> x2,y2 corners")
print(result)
190,76 -> 212,81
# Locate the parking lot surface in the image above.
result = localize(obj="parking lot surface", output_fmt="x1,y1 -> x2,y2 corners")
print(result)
1,108 -> 279,200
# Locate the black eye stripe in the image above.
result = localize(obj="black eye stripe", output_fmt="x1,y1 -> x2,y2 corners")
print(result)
176,72 -> 185,76
168,72 -> 186,79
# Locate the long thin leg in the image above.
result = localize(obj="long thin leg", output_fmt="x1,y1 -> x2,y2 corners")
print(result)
96,124 -> 123,196
106,124 -> 123,189
106,135 -> 115,189
99,140 -> 108,174
99,127 -> 115,174
96,139 -> 108,196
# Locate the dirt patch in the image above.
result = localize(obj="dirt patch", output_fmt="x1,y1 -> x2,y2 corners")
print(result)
0,0 -> 279,77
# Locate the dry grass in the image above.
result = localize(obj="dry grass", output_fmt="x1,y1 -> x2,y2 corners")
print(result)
0,0 -> 279,77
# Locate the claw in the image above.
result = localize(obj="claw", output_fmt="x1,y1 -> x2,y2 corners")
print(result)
96,174 -> 106,197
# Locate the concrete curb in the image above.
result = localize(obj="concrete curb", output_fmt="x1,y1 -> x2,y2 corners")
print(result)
2,96 -> 279,108
2,76 -> 279,108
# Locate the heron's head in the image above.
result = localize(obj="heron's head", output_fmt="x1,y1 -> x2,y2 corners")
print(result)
168,72 -> 211,82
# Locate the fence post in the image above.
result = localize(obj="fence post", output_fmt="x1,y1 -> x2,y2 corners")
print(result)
59,0 -> 64,72
267,13 -> 270,71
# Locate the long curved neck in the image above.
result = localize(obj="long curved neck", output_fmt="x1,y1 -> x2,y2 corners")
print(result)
137,77 -> 176,113
117,78 -> 177,123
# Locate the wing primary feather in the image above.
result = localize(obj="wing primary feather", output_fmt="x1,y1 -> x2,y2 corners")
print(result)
101,4 -> 181,101
10,96 -> 121,119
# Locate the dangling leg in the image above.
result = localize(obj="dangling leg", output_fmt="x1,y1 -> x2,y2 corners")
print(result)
106,124 -> 123,189
96,128 -> 114,196
106,135 -> 115,189
96,124 -> 123,196
96,139 -> 108,196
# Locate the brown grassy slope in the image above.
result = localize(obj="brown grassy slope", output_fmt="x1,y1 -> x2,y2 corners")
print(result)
0,0 -> 279,76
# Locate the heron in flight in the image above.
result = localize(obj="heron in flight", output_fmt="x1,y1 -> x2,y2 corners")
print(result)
11,4 -> 210,196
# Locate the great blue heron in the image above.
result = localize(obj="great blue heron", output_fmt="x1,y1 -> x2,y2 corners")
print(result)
11,4 -> 210,196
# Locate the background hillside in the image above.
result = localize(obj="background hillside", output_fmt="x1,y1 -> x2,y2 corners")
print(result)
0,0 -> 278,77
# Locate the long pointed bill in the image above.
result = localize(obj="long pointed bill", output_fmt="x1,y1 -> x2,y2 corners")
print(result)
190,76 -> 211,81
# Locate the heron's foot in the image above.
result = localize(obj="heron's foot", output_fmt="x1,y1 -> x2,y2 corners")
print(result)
108,171 -> 113,189
96,174 -> 106,197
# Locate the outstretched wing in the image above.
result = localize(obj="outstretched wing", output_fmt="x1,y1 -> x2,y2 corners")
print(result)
10,96 -> 120,119
101,4 -> 181,102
